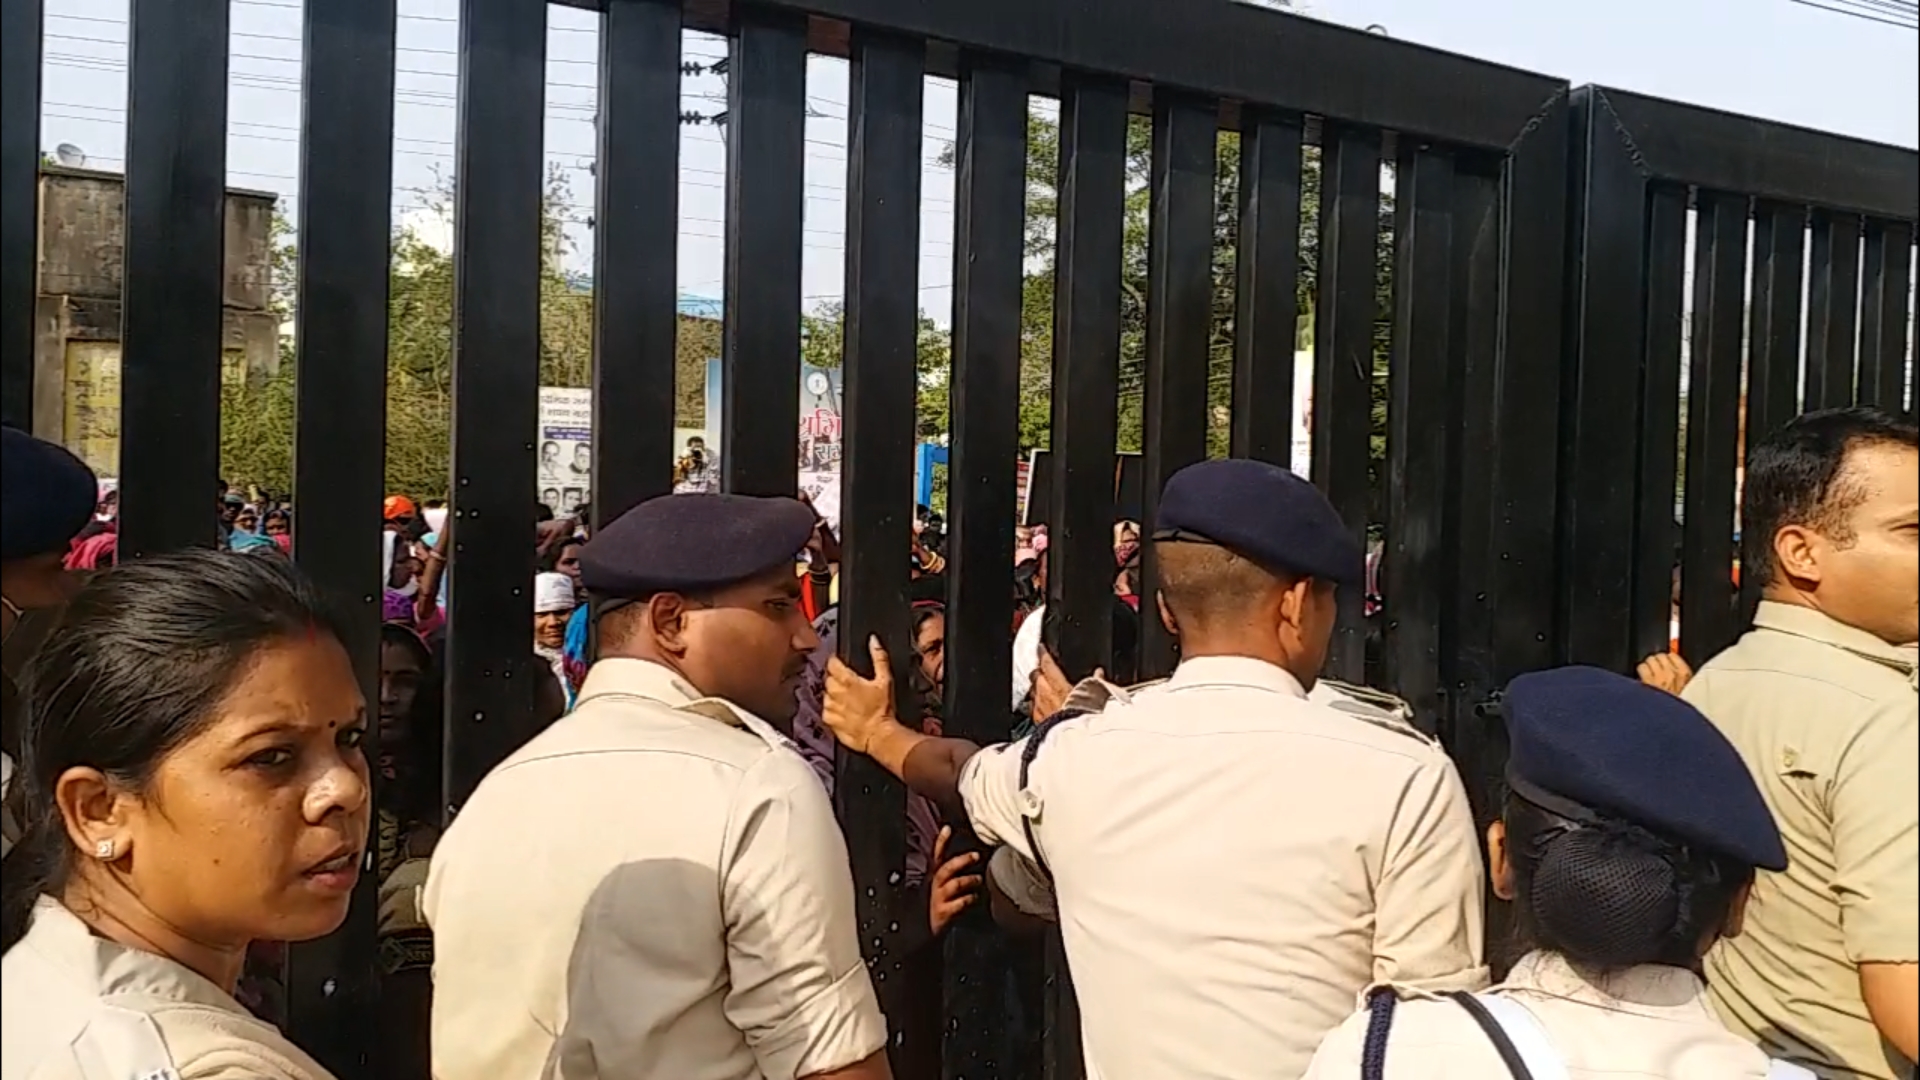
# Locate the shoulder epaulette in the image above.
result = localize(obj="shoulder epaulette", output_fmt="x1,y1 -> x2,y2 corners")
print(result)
1316,678 -> 1438,748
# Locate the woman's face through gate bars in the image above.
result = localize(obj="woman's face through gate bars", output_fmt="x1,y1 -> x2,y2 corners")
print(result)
379,635 -> 427,780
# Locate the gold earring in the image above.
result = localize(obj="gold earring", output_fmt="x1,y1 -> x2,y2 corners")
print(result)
95,839 -> 115,859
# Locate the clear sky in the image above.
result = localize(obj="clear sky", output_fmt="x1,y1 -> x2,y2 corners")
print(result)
37,0 -> 1919,329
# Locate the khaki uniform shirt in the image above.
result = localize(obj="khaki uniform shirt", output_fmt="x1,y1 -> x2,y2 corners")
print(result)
1302,951 -> 1783,1078
424,658 -> 885,1080
958,656 -> 1488,1079
1684,603 -> 1919,1080
0,897 -> 335,1080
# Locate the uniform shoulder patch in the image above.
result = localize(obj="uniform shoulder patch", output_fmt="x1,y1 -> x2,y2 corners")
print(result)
1312,679 -> 1439,749
71,1005 -> 181,1079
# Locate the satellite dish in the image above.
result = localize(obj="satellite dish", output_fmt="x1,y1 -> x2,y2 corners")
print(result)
54,143 -> 87,168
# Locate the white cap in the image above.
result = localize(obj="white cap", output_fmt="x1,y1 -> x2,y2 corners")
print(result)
533,572 -> 577,615
423,506 -> 448,536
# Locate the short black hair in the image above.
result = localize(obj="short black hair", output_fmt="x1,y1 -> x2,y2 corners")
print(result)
1155,541 -> 1287,629
1743,407 -> 1917,586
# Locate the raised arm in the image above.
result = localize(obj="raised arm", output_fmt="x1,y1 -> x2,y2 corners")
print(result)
414,522 -> 450,625
823,636 -> 984,820
823,637 -> 1049,859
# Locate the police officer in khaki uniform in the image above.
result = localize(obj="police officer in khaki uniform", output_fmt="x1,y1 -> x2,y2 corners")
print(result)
1,427 -> 98,859
1305,666 -> 1812,1080
821,459 -> 1486,1079
424,494 -> 890,1080
1681,407 -> 1918,1080
4,551 -> 364,1080
977,675 -> 1430,933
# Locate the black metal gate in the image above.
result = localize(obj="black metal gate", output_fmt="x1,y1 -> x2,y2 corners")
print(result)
1559,86 -> 1918,677
1,0 -> 1914,1077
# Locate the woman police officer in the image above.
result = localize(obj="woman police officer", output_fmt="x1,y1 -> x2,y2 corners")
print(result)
1303,666 -> 1813,1080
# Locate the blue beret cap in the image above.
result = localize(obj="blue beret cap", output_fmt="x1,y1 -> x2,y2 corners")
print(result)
2,426 -> 98,562
1155,458 -> 1364,587
580,493 -> 814,601
1505,666 -> 1787,872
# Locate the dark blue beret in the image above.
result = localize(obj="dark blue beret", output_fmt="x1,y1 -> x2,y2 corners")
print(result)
1505,666 -> 1787,872
2,426 -> 98,562
580,493 -> 814,601
1155,458 -> 1364,587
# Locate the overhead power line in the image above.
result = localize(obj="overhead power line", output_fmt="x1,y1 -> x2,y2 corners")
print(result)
1785,0 -> 1919,29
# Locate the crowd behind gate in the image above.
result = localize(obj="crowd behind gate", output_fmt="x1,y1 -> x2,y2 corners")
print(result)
0,403 -> 1913,1080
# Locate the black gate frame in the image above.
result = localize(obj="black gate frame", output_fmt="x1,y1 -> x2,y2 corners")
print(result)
6,0 -> 1915,1078
1559,86 -> 1917,677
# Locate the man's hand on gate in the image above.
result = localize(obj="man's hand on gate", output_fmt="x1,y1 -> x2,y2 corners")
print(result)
1635,652 -> 1694,696
824,635 -> 903,755
1033,646 -> 1100,725
928,826 -> 982,937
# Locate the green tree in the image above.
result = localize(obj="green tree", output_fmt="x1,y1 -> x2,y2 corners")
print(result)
221,170 -> 721,498
969,105 -> 1394,487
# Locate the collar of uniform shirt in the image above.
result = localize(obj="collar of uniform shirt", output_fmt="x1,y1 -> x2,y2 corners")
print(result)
1752,600 -> 1918,675
1163,655 -> 1310,698
1499,951 -> 1715,1018
574,656 -> 750,727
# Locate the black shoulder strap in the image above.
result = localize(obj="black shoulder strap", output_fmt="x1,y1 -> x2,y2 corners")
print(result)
1360,989 -> 1397,1080
1445,991 -> 1536,1080
1017,715 -> 1063,882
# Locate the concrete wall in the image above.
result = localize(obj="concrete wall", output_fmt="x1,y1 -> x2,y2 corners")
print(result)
32,166 -> 280,473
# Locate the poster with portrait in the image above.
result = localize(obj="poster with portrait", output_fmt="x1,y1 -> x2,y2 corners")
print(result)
795,363 -> 844,529
536,387 -> 593,516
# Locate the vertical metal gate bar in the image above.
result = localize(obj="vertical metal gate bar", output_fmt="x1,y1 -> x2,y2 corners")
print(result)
834,27 -> 924,1069
1228,111 -> 1302,468
284,0 -> 397,1066
0,0 -> 40,431
1804,210 -> 1863,411
1745,203 -> 1808,449
1308,123 -> 1379,685
1739,202 -> 1807,622
1043,77 -> 1126,683
1381,145 -> 1455,733
721,11 -> 806,497
591,0 -> 684,527
443,0 -> 548,809
117,0 -> 229,556
1138,93 -> 1216,681
939,55 -> 1028,1079
1559,87 -> 1650,672
1630,188 -> 1688,664
942,54 -> 1026,796
1855,219 -> 1914,410
1041,75 -> 1128,1080
1677,190 -> 1747,667
1442,163 -> 1501,760
1485,90 -> 1566,680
